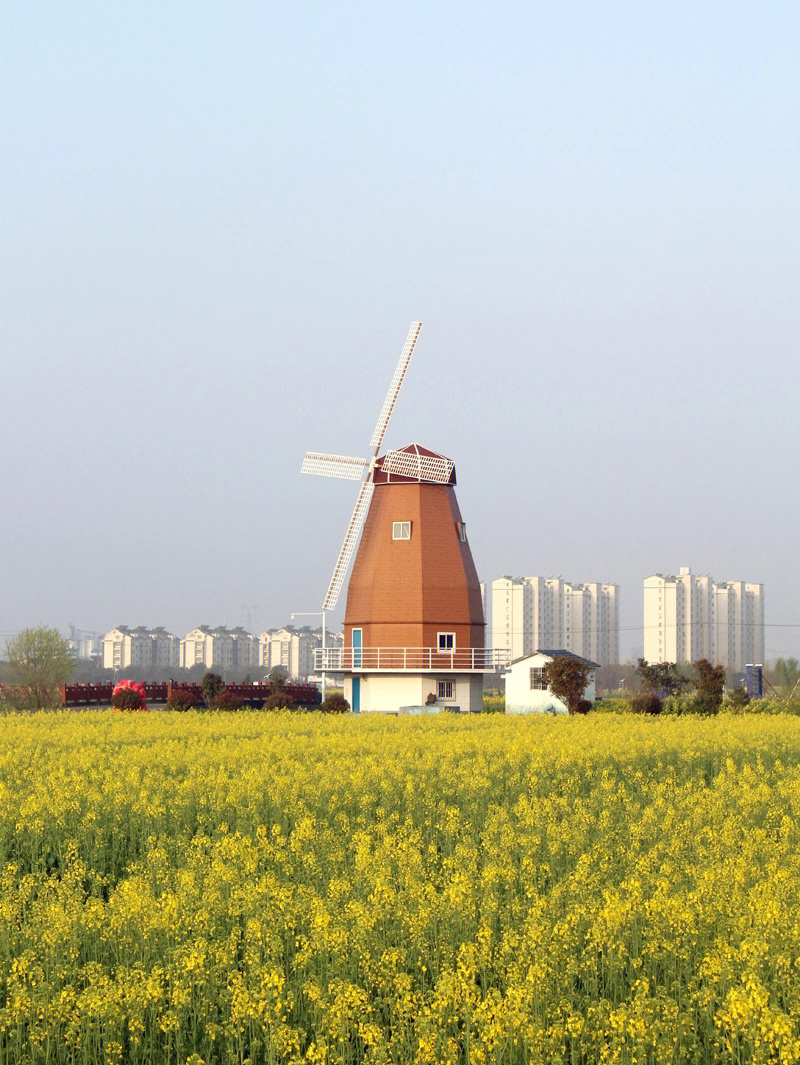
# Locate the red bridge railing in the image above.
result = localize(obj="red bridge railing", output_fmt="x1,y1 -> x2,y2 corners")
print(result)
58,680 -> 321,707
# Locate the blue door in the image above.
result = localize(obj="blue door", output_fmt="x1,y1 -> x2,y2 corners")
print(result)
351,677 -> 361,713
352,628 -> 362,668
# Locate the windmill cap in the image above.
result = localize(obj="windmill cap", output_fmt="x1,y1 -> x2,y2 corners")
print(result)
373,443 -> 457,485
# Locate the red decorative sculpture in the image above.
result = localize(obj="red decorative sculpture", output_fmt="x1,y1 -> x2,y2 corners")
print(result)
111,679 -> 148,712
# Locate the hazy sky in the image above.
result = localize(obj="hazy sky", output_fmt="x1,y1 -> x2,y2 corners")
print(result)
2,0 -> 798,659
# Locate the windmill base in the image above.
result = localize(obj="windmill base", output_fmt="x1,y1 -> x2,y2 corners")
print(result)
343,673 -> 484,715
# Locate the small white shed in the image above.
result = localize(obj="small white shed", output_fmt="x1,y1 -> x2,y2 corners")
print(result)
504,650 -> 598,715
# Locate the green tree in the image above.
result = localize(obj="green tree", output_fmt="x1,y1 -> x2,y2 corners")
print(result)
771,657 -> 800,693
201,672 -> 224,708
693,658 -> 725,714
4,627 -> 76,707
269,667 -> 288,689
635,659 -> 690,697
543,656 -> 593,715
184,663 -> 208,683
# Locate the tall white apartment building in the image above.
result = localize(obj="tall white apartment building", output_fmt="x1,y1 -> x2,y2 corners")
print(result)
102,626 -> 180,671
180,626 -> 258,672
715,581 -> 765,672
643,568 -> 764,671
564,581 -> 620,666
491,577 -> 619,666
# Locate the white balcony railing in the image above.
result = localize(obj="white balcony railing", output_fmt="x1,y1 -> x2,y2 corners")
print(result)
314,646 -> 510,673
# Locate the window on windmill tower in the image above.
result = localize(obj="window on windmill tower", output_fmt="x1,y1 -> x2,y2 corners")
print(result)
456,521 -> 467,542
437,679 -> 455,700
392,521 -> 411,540
437,633 -> 455,651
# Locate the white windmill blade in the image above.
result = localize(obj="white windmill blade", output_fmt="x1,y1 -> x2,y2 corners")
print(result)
301,452 -> 369,480
369,321 -> 422,450
382,449 -> 454,484
323,477 -> 375,610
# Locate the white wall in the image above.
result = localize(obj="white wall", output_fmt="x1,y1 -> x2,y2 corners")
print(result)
343,673 -> 483,713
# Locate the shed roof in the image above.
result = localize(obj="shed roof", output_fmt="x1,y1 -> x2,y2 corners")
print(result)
508,649 -> 600,669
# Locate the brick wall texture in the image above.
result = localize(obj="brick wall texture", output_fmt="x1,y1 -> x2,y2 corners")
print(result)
344,481 -> 485,650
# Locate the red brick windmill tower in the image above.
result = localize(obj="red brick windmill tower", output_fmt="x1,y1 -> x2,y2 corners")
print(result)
301,323 -> 505,713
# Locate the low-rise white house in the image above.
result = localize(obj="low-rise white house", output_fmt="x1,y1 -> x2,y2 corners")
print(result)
504,649 -> 597,715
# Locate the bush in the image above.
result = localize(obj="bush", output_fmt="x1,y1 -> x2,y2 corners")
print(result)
739,698 -> 800,716
0,690 -> 40,713
111,687 -> 145,711
662,693 -> 721,716
693,691 -> 722,716
320,693 -> 349,714
264,692 -> 295,711
662,694 -> 696,715
167,690 -> 199,712
629,693 -> 663,715
214,689 -> 243,712
724,687 -> 751,712
592,697 -> 628,714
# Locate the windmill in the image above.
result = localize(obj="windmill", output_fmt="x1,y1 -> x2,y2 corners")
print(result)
300,321 -> 501,714
301,321 -> 455,611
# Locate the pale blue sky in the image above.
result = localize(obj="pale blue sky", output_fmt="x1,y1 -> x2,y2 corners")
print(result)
2,0 -> 798,657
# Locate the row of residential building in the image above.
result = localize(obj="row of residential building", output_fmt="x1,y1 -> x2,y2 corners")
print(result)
487,567 -> 764,672
102,625 -> 343,678
99,565 -> 765,678
487,577 -> 620,666
643,568 -> 764,671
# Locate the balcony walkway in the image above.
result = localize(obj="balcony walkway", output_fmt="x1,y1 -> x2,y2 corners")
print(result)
314,647 -> 510,673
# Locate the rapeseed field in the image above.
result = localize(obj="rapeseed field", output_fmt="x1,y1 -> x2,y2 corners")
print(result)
1,712 -> 799,1064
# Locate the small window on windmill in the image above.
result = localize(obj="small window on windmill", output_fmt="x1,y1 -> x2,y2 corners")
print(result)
392,521 -> 411,540
437,633 -> 455,652
437,679 -> 455,700
456,521 -> 467,542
